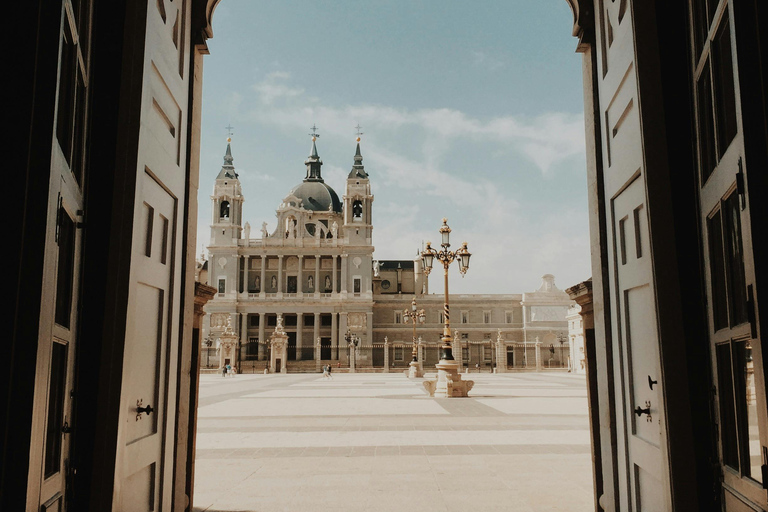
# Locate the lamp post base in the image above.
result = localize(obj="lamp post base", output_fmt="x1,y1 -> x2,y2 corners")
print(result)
408,360 -> 423,378
423,359 -> 473,397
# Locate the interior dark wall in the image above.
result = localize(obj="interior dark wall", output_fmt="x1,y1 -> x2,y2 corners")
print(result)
2,3 -> 61,510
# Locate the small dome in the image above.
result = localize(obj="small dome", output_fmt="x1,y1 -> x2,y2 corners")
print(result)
289,181 -> 342,212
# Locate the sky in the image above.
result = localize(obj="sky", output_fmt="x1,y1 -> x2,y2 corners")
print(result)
198,0 -> 590,294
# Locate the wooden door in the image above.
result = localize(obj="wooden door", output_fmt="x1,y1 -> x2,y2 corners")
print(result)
690,0 -> 767,507
112,1 -> 191,510
31,2 -> 91,510
595,1 -> 669,509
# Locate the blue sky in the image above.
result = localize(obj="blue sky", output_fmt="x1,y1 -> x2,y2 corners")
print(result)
198,0 -> 590,294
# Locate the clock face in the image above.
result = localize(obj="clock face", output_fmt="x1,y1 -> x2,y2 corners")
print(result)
381,280 -> 391,290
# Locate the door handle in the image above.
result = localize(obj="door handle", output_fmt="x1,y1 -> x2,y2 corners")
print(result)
137,404 -> 154,415
135,399 -> 154,421
634,400 -> 652,422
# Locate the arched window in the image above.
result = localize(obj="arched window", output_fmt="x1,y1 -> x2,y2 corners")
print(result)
352,200 -> 363,219
220,200 -> 230,219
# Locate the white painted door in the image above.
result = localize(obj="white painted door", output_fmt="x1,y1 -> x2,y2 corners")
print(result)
112,1 -> 191,510
31,2 -> 91,510
595,1 -> 669,509
690,0 -> 767,508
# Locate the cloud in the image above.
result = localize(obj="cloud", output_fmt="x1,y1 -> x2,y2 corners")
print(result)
471,50 -> 505,71
252,71 -> 306,105
244,73 -> 584,175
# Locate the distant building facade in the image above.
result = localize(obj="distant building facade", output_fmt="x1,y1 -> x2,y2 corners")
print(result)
202,137 -> 573,371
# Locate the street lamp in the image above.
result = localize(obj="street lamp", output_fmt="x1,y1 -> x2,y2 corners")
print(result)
421,218 -> 471,361
403,297 -> 426,377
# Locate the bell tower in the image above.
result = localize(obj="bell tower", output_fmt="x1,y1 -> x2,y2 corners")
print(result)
210,137 -> 243,246
343,131 -> 373,244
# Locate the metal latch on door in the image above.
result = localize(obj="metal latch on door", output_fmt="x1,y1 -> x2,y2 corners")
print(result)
634,400 -> 652,422
136,399 -> 154,421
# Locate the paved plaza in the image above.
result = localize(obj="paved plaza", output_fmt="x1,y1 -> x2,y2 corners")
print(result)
193,371 -> 594,512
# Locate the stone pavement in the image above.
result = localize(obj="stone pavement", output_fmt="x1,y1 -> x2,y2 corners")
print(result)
193,371 -> 594,512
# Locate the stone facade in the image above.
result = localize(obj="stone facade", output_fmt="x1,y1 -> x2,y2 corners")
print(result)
203,138 -> 573,372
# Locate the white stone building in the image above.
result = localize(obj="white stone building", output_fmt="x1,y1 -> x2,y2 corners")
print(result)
203,136 -> 574,372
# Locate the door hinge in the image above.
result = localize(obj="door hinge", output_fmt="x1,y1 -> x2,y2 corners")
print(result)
55,193 -> 62,244
747,284 -> 758,339
736,158 -> 746,211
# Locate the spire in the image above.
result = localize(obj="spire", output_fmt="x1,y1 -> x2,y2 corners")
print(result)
217,137 -> 238,179
304,125 -> 324,181
348,126 -> 368,179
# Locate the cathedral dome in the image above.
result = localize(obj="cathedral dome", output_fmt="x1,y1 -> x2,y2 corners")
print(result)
288,133 -> 342,212
289,180 -> 342,212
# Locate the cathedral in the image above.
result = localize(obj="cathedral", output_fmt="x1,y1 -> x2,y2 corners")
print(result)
202,134 -> 574,373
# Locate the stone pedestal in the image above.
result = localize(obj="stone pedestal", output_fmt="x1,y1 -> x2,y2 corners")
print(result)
269,315 -> 288,374
408,359 -> 423,378
315,337 -> 322,372
384,338 -> 389,373
218,316 -> 238,370
423,359 -> 473,397
495,330 -> 507,373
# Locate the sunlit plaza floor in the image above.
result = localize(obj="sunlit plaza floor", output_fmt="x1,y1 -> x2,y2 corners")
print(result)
193,371 -> 594,512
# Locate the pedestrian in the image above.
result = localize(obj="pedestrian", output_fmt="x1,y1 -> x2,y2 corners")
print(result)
322,364 -> 329,380
475,362 -> 480,373
232,366 -> 237,376
226,363 -> 232,376
327,364 -> 333,380
221,365 -> 226,378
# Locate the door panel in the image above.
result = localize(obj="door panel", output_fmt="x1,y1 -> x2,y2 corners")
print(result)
32,2 -> 90,507
596,1 -> 669,508
113,1 -> 190,510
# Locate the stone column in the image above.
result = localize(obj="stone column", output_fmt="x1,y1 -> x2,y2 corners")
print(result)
339,313 -> 348,365
535,336 -> 542,371
332,255 -> 338,294
315,336 -> 322,371
260,257 -> 266,298
244,257 -> 250,296
496,330 -> 507,373
313,312 -> 320,360
296,314 -> 303,360
341,254 -> 348,295
297,255 -> 304,294
258,313 -> 266,360
331,312 -> 338,360
384,337 -> 390,373
277,255 -> 284,296
314,255 -> 321,298
366,312 -> 373,347
239,313 -> 248,367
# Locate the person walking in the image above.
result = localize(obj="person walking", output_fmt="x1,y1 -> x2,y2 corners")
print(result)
226,363 -> 232,377
327,364 -> 333,380
221,365 -> 226,378
322,364 -> 329,380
